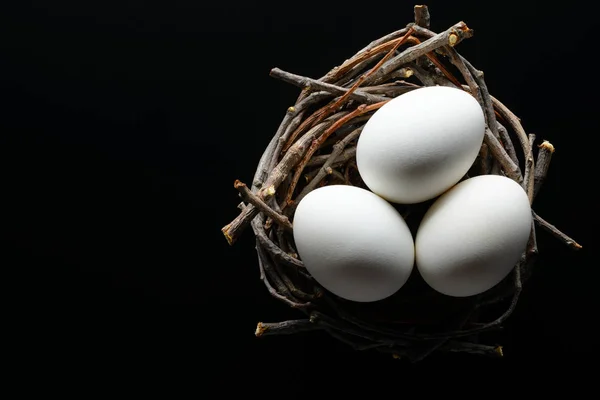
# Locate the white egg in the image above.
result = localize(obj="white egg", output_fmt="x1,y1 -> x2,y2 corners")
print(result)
292,185 -> 415,302
356,85 -> 485,204
415,175 -> 532,297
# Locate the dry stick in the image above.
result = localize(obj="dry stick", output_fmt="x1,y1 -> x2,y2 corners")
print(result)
253,217 -> 304,269
461,57 -> 500,140
223,116 -> 342,245
414,4 -> 431,31
397,36 -> 463,88
440,341 -> 504,358
222,92 -> 333,245
255,238 -> 308,309
268,91 -> 333,172
255,319 -> 320,337
269,68 -> 389,104
282,31 -> 415,205
280,27 -> 414,154
285,102 -> 387,207
484,128 -> 523,183
445,46 -> 481,98
282,100 -> 340,153
491,95 -> 531,162
408,62 -> 439,86
360,79 -> 420,93
234,180 -> 293,232
523,134 -> 536,203
532,211 -> 582,250
324,28 -> 411,83
497,121 -> 520,167
296,126 -> 364,203
307,146 -> 356,168
363,21 -> 473,86
534,140 -> 555,199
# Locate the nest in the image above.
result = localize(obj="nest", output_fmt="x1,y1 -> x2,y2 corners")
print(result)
222,5 -> 581,362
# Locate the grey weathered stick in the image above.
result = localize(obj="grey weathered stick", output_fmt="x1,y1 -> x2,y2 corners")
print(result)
307,146 -> 357,168
296,126 -> 364,204
491,95 -> 531,162
532,211 -> 582,250
497,121 -> 520,168
441,341 -> 504,357
363,21 -> 474,86
461,57 -> 500,140
414,4 -> 431,29
484,128 -> 523,183
414,4 -> 433,70
523,134 -> 536,203
255,319 -> 320,337
234,180 -> 293,232
255,238 -> 308,309
223,115 -> 343,245
408,62 -> 438,86
534,140 -> 555,199
253,217 -> 304,269
270,68 -> 388,104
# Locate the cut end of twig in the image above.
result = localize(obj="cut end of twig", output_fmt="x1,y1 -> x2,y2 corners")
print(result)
495,346 -> 504,357
404,68 -> 414,78
255,322 -> 266,337
287,106 -> 295,113
233,179 -> 245,189
571,241 -> 583,250
539,140 -> 555,153
222,225 -> 234,246
449,33 -> 458,46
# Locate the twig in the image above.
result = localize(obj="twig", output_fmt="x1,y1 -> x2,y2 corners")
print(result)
255,319 -> 320,337
440,341 -> 504,358
296,126 -> 364,204
285,102 -> 387,207
491,95 -> 531,162
306,146 -> 356,168
534,140 -> 555,199
497,121 -> 520,168
364,21 -> 473,86
234,180 -> 293,232
414,5 -> 431,30
269,68 -> 388,104
483,128 -> 523,183
533,211 -> 582,250
255,239 -> 309,309
523,133 -> 536,203
222,117 -> 340,245
253,218 -> 304,269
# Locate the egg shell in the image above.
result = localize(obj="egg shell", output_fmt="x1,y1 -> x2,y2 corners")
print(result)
292,185 -> 415,302
356,85 -> 485,204
415,175 -> 532,297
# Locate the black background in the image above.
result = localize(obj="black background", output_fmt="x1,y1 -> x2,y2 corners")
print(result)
2,0 -> 595,391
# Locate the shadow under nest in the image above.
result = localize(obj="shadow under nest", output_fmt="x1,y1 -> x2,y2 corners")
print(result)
222,5 -> 581,362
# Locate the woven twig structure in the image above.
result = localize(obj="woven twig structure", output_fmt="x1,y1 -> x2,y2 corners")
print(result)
222,5 -> 581,362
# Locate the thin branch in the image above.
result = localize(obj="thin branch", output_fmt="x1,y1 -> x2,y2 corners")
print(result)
295,127 -> 363,204
523,133 -> 536,204
534,140 -> 555,199
484,128 -> 523,183
255,319 -> 320,337
269,68 -> 388,104
364,21 -> 474,86
285,102 -> 387,207
533,211 -> 582,250
234,180 -> 293,232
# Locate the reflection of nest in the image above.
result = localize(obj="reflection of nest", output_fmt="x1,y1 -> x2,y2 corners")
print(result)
221,5 -> 581,362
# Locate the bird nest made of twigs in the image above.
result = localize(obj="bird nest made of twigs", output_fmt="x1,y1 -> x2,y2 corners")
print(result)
221,4 -> 581,362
